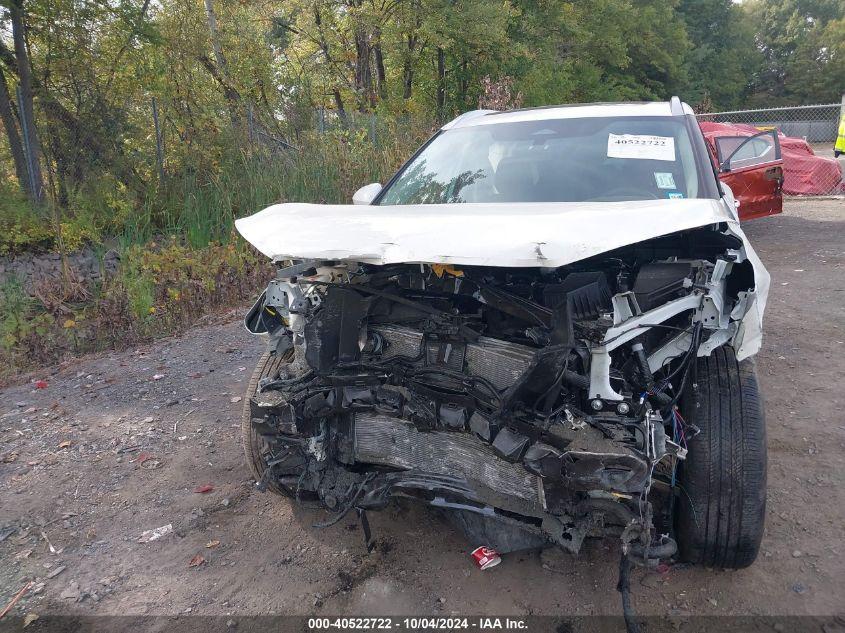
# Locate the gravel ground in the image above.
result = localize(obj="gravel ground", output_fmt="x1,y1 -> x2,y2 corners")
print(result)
1,199 -> 843,625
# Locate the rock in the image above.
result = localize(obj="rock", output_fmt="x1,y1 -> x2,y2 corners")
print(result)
792,550 -> 802,558
792,582 -> 808,594
46,565 -> 67,579
60,581 -> 80,600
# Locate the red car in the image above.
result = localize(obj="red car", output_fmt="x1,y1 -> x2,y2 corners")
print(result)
699,121 -> 785,221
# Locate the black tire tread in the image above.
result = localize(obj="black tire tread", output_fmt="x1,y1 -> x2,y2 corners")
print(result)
676,345 -> 767,569
241,350 -> 290,496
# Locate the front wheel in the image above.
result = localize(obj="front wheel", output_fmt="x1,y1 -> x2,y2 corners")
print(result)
241,350 -> 310,499
675,346 -> 767,569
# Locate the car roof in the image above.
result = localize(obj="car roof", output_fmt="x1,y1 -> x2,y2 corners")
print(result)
442,99 -> 695,130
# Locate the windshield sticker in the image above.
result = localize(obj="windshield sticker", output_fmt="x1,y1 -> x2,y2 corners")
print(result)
667,192 -> 684,199
654,172 -> 676,189
607,134 -> 675,161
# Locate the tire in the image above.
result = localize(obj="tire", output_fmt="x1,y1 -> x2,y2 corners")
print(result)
241,350 -> 308,498
675,345 -> 767,569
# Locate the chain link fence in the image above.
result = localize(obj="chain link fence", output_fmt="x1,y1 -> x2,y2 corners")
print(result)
696,102 -> 844,197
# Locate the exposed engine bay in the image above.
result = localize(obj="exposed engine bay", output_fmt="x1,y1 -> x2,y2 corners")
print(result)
242,221 -> 762,564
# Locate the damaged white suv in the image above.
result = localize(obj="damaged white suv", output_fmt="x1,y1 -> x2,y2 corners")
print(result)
236,98 -> 770,570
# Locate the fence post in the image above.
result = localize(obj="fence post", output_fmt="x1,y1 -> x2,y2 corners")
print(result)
151,97 -> 165,183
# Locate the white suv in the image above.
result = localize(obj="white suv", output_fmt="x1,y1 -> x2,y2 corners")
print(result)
237,98 -> 769,570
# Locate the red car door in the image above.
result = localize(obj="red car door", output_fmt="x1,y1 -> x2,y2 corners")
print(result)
710,130 -> 784,221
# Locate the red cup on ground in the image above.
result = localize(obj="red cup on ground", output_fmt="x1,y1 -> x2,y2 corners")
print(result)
471,546 -> 501,570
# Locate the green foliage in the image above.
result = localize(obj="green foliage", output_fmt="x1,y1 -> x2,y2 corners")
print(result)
0,276 -> 50,356
118,247 -> 157,322
745,0 -> 845,106
0,193 -> 54,255
677,0 -> 762,110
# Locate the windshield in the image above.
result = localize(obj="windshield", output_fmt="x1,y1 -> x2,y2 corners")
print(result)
378,116 -> 714,204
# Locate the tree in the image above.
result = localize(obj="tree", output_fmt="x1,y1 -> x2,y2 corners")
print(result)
6,0 -> 44,202
508,0 -> 689,106
677,0 -> 760,110
746,0 -> 845,105
0,61 -> 29,192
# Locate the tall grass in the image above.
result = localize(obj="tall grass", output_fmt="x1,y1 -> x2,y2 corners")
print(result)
2,120 -> 432,256
123,122 -> 432,251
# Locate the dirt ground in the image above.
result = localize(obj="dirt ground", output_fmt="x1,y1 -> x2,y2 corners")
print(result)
1,199 -> 843,625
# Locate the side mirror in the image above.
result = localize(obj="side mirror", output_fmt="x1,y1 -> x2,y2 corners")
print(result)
352,183 -> 382,205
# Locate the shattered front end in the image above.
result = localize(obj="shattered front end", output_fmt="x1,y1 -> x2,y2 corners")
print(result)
241,223 -> 765,564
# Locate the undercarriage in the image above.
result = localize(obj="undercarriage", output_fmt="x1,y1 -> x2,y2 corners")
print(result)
243,224 -> 761,565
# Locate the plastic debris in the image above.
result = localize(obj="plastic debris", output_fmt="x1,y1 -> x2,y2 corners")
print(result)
34,380 -> 48,389
137,524 -> 173,543
205,540 -> 221,549
193,484 -> 214,494
470,546 -> 501,570
188,554 -> 205,567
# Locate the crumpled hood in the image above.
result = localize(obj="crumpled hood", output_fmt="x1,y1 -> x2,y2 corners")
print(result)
236,198 -> 770,359
236,199 -> 736,268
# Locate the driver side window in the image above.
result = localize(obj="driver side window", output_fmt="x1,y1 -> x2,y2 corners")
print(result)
715,131 -> 780,171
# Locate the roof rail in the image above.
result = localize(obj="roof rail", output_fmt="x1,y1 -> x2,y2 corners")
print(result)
669,96 -> 684,116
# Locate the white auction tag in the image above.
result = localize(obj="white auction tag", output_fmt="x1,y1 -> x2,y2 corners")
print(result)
607,134 -> 675,161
